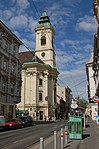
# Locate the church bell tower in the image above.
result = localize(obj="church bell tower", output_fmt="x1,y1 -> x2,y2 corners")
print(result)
35,11 -> 56,68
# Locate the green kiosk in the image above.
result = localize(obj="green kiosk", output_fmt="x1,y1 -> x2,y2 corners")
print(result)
68,115 -> 83,140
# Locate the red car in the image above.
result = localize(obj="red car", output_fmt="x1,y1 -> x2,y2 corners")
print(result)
5,118 -> 24,130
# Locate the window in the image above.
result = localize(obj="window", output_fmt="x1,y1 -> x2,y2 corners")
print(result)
1,105 -> 5,116
39,92 -> 42,101
39,79 -> 42,86
0,36 -> 2,45
2,79 -> 7,92
5,40 -> 9,51
11,63 -> 16,74
41,52 -> 45,57
11,83 -> 14,94
0,55 -> 2,69
3,60 -> 8,71
13,45 -> 16,55
41,36 -> 46,45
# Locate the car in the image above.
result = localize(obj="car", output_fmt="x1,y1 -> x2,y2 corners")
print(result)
0,116 -> 5,131
19,115 -> 33,127
5,118 -> 24,130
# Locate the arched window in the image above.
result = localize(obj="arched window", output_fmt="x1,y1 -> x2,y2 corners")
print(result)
41,36 -> 46,45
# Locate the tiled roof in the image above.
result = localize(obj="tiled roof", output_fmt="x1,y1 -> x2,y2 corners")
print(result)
19,51 -> 44,64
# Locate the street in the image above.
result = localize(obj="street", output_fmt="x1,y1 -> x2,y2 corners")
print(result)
28,120 -> 99,149
0,120 -> 66,149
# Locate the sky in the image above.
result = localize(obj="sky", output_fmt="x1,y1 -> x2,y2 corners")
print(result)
0,0 -> 97,101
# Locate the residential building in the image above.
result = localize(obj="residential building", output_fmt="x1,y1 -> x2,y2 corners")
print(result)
93,0 -> 99,97
86,52 -> 96,98
18,11 -> 59,120
85,1 -> 99,120
86,52 -> 98,120
56,85 -> 72,119
0,20 -> 22,118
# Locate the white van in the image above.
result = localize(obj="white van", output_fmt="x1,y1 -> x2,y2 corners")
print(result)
0,116 -> 5,131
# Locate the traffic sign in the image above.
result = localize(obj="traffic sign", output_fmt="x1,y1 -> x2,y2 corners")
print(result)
70,103 -> 78,109
92,96 -> 99,102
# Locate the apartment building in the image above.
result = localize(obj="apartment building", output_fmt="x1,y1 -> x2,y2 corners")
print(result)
56,85 -> 72,119
0,20 -> 22,118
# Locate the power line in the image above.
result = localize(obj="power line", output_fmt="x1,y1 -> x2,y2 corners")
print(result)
72,79 -> 87,88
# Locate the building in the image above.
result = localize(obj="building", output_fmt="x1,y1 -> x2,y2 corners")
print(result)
86,52 -> 96,98
93,0 -> 99,97
56,85 -> 72,119
86,52 -> 98,120
85,0 -> 99,120
0,20 -> 22,118
18,11 -> 59,120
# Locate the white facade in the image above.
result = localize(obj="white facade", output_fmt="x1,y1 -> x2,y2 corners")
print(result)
35,28 -> 55,68
86,52 -> 96,98
91,103 -> 98,120
18,11 -> 59,120
86,52 -> 98,120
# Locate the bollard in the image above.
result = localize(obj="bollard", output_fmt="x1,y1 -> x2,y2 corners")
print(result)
83,113 -> 86,129
54,131 -> 57,149
60,128 -> 64,149
64,126 -> 68,146
40,137 -> 44,149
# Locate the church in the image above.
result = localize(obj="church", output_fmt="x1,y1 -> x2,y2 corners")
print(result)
18,11 -> 59,120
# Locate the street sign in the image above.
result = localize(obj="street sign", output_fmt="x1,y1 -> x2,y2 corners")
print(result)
71,103 -> 78,109
92,96 -> 99,102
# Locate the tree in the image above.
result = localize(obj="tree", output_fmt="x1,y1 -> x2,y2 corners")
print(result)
49,103 -> 57,118
77,99 -> 88,111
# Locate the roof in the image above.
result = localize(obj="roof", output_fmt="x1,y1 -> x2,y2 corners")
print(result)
37,10 -> 52,28
19,51 -> 45,64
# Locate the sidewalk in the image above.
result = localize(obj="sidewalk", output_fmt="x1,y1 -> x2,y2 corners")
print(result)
67,120 -> 99,149
27,120 -> 99,149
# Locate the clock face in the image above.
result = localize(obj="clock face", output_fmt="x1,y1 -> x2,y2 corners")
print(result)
41,52 -> 45,57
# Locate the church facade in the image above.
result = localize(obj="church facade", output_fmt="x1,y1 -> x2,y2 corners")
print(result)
18,11 -> 59,120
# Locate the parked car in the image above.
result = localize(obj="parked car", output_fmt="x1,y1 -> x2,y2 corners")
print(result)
5,118 -> 24,130
19,115 -> 33,127
0,116 -> 5,131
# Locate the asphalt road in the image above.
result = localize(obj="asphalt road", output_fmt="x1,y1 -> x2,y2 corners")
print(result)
0,120 -> 66,149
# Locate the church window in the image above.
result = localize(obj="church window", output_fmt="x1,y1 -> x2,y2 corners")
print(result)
39,79 -> 42,86
39,92 -> 42,101
41,52 -> 45,57
41,36 -> 46,45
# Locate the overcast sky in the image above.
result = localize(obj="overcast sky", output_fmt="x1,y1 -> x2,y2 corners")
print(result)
0,0 -> 97,100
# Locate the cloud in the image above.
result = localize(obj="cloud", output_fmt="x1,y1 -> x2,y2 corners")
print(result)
60,38 -> 82,52
47,3 -> 70,27
9,15 -> 28,30
76,15 -> 97,32
64,0 -> 82,7
15,0 -> 30,10
58,67 -> 88,99
84,44 -> 93,52
6,14 -> 37,32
